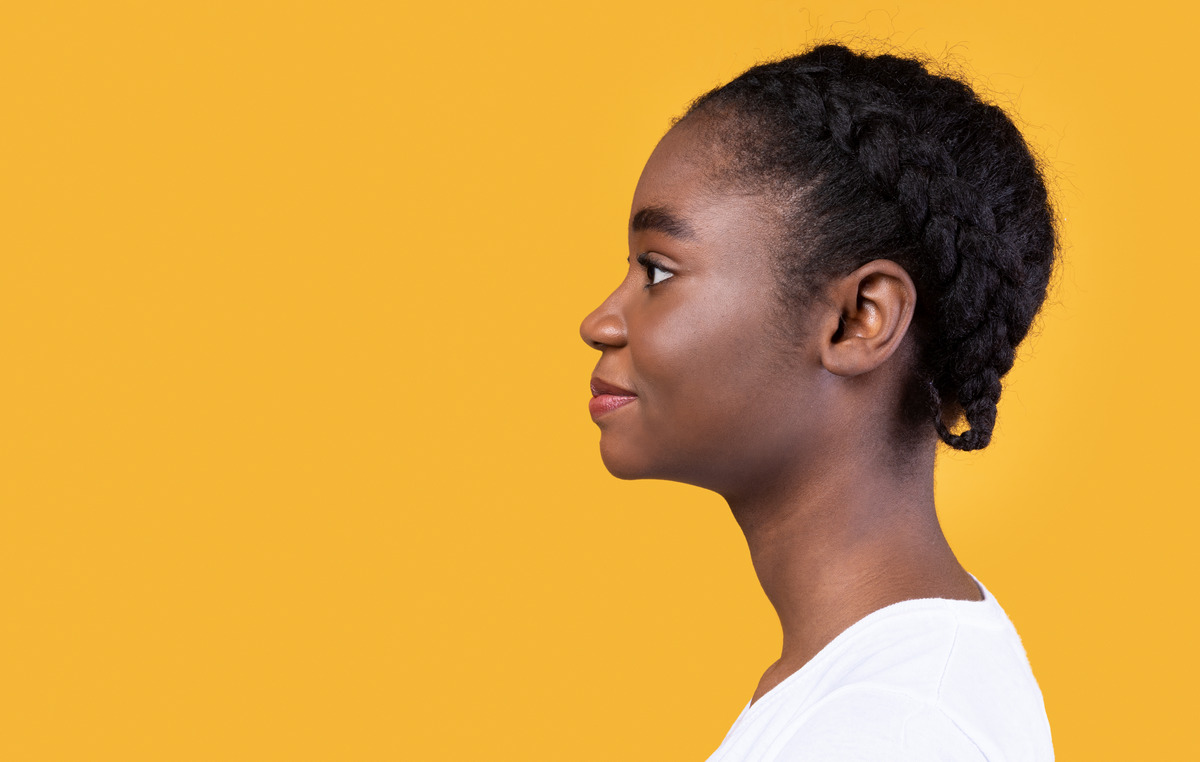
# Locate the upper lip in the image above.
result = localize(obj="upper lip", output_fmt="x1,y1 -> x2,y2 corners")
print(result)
590,377 -> 637,397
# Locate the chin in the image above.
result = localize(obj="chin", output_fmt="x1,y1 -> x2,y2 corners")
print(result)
598,431 -> 741,495
597,436 -> 660,481
598,434 -> 701,484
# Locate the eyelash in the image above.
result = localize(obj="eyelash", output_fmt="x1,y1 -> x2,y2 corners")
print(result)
635,253 -> 674,287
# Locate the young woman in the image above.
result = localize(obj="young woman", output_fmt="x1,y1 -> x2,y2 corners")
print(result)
580,45 -> 1056,760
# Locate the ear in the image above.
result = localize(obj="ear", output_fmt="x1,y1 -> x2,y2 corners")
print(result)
818,260 -> 917,377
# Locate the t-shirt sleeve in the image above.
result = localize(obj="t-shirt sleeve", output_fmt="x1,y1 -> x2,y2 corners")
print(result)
772,687 -> 988,761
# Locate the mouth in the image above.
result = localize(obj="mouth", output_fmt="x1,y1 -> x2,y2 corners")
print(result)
589,377 -> 637,419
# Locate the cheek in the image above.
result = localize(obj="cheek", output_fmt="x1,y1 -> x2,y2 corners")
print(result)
633,300 -> 777,421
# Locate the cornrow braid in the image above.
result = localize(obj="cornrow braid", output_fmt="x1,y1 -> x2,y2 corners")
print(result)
683,44 -> 1057,451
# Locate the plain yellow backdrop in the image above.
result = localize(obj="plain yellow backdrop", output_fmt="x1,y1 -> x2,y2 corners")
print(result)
2,1 -> 1197,759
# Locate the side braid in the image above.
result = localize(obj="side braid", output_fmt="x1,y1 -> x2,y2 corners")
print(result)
684,44 -> 1057,451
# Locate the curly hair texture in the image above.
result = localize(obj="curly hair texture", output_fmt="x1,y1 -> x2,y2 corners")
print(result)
681,44 -> 1057,452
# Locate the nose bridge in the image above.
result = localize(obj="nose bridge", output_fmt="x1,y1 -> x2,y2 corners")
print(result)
580,280 -> 629,350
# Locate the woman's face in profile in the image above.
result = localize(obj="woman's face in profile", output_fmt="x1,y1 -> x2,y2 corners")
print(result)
580,123 -> 828,494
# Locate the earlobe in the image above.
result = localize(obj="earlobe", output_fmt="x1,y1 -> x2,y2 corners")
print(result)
819,260 -> 916,377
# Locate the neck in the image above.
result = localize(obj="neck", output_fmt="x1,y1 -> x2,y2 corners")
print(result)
726,442 -> 980,703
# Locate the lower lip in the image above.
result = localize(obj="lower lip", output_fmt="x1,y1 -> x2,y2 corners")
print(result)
589,394 -> 636,419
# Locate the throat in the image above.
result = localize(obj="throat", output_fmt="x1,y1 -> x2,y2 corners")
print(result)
728,476 -> 981,708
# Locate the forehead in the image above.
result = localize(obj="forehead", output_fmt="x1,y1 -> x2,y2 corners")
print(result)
630,123 -> 714,211
630,123 -> 782,249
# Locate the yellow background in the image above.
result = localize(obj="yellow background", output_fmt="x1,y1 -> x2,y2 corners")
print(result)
2,1 -> 1196,759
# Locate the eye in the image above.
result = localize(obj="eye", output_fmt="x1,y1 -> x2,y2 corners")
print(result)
636,253 -> 675,286
646,263 -> 674,285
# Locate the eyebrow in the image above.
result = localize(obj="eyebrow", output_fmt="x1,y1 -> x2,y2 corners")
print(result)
630,205 -> 696,240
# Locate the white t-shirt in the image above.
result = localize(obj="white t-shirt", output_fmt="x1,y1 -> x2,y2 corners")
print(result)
704,579 -> 1053,761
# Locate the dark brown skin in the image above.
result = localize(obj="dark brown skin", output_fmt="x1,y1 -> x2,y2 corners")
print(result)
580,121 -> 981,706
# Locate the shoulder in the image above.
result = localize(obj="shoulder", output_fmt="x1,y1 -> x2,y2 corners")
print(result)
772,591 -> 1053,761
774,687 -> 987,761
706,586 -> 1054,762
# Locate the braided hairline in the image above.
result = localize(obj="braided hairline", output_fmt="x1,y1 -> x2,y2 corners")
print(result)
685,45 -> 1056,451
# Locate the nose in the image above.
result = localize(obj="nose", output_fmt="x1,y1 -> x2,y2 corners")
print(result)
580,288 -> 627,351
